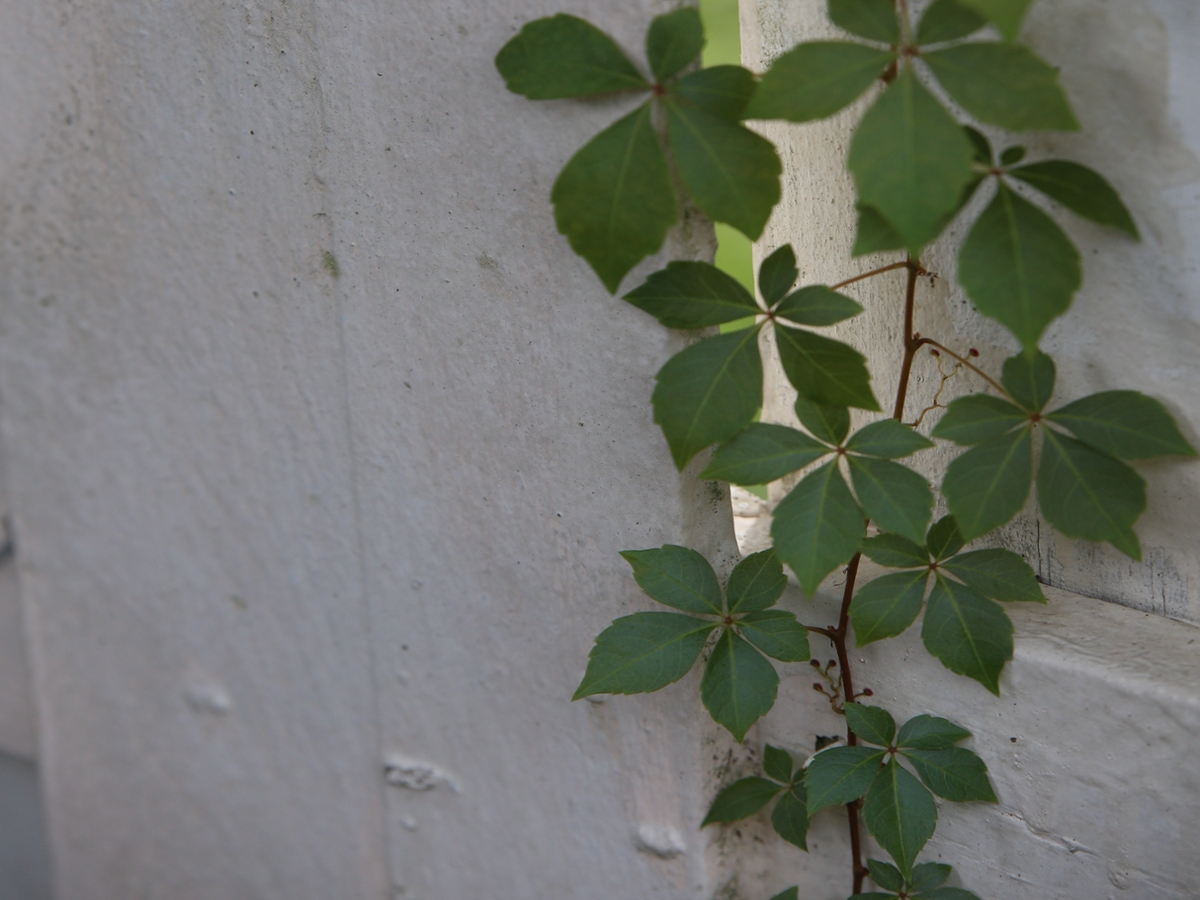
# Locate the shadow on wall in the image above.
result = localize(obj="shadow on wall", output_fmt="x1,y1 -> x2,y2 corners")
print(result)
0,752 -> 52,900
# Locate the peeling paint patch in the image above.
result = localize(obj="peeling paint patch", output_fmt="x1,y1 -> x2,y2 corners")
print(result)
183,681 -> 231,716
633,823 -> 685,859
383,753 -> 459,793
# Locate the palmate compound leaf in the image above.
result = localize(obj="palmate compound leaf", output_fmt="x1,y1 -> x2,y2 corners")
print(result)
847,66 -> 976,252
573,611 -> 715,698
727,549 -> 788,614
828,0 -> 900,45
941,548 -> 1046,602
671,66 -> 757,120
1001,350 -> 1056,413
495,14 -> 649,99
921,575 -> 1014,694
620,544 -> 723,614
701,424 -> 832,486
652,326 -> 764,469
771,460 -> 866,597
847,456 -> 934,545
901,747 -> 997,802
863,758 -> 937,878
701,628 -> 780,741
795,397 -> 851,445
645,7 -> 704,83
771,783 -> 809,849
845,703 -> 897,747
763,744 -> 797,784
958,183 -> 1082,350
624,261 -> 760,329
932,394 -> 1028,445
1048,391 -> 1197,460
916,0 -> 987,45
806,745 -> 886,813
958,0 -> 1035,41
774,286 -> 864,327
759,244 -> 799,306
745,43 -> 895,122
896,714 -> 973,750
860,533 -> 929,568
940,426 -> 1033,540
774,324 -> 880,411
702,776 -> 782,824
846,419 -> 935,458
850,569 -> 929,645
925,515 -> 965,560
1009,160 -> 1139,238
552,104 -> 677,293
739,610 -> 812,662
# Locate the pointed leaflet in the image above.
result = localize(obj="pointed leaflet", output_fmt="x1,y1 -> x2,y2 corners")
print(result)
795,397 -> 851,445
775,325 -> 880,410
932,394 -> 1028,445
848,456 -> 934,545
1009,161 -> 1138,237
496,14 -> 649,99
574,612 -> 715,698
702,424 -> 831,485
916,0 -> 986,45
1001,350 -> 1056,412
775,286 -> 864,326
772,785 -> 809,849
848,67 -> 976,251
764,744 -> 796,784
1048,391 -> 1196,459
896,714 -> 973,750
902,747 -> 997,802
867,859 -> 906,893
850,569 -> 929,645
552,104 -> 676,293
863,759 -> 937,878
942,548 -> 1045,602
941,426 -> 1032,540
806,746 -> 886,813
624,261 -> 760,329
771,461 -> 866,597
921,888 -> 983,900
958,0 -> 1035,41
958,183 -> 1081,349
759,244 -> 799,306
652,326 -> 763,469
739,610 -> 811,662
1001,145 -> 1027,165
620,545 -> 724,614
746,43 -> 895,122
926,515 -> 965,560
963,125 -> 993,165
727,549 -> 788,613
847,419 -> 934,458
702,776 -> 782,824
770,889 -> 799,900
666,99 -> 782,240
701,628 -> 779,741
845,703 -> 897,747
671,66 -> 757,120
646,7 -> 704,83
828,0 -> 899,44
854,204 -> 907,257
1038,431 -> 1146,560
922,575 -> 1014,694
908,862 -> 954,892
861,533 -> 929,568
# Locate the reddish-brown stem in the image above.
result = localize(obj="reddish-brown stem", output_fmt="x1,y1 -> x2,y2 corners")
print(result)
830,260 -> 910,291
892,259 -> 922,421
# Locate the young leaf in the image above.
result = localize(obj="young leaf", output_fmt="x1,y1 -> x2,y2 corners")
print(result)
916,0 -> 987,45
795,398 -> 851,445
671,66 -> 757,120
1009,160 -> 1138,237
666,99 -> 782,240
861,533 -> 929,569
646,7 -> 704,83
702,776 -> 782,824
941,548 -> 1046,602
922,576 -> 1014,694
1038,431 -> 1147,560
1001,350 -> 1056,412
764,744 -> 797,784
925,515 -> 965,561
739,610 -> 812,662
847,419 -> 935,459
746,42 -> 895,122
902,747 -> 997,802
806,746 -> 887,813
759,244 -> 799,306
958,184 -> 1081,349
702,424 -> 832,485
848,456 -> 935,545
848,67 -> 976,251
958,0 -> 1035,41
896,714 -> 972,750
775,325 -> 880,410
701,628 -> 780,741
851,569 -> 930,645
620,545 -> 724,614
624,261 -> 760,329
772,785 -> 809,849
652,327 -> 764,469
1047,391 -> 1196,459
862,759 -> 937,878
771,461 -> 866,597
941,427 -> 1033,540
828,0 -> 899,44
908,862 -> 953,892
573,612 -> 716,698
853,204 -> 907,257
845,703 -> 897,747
727,549 -> 788,614
552,104 -> 677,293
774,286 -> 864,326
932,394 -> 1028,445
923,44 -> 1079,131
495,14 -> 649,99
867,858 -> 906,892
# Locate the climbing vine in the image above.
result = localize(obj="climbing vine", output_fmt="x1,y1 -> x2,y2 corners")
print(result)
496,2 -> 1195,897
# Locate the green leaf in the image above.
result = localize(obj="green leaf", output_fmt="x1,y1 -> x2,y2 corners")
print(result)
1000,145 -> 1026,165
1048,391 -> 1196,459
739,610 -> 812,662
848,67 -> 976,251
620,545 -> 724,614
746,42 -> 895,122
1038,431 -> 1147,559
1001,350 -> 1056,412
1009,160 -> 1138,237
671,66 -> 757,120
727,549 -> 788,614
574,611 -> 716,698
863,759 -> 937,878
848,456 -> 934,545
806,746 -> 886,813
850,895 -> 897,900
775,286 -> 864,327
828,0 -> 899,44
624,261 -> 760,329
646,7 -> 704,83
701,628 -> 780,741
942,548 -> 1046,602
916,0 -> 987,45
667,99 -> 782,240
941,427 -> 1032,540
552,104 -> 676,293
932,394 -> 1028,445
902,747 -> 997,802
925,515 -> 965,560
921,576 -> 1014,694
896,714 -> 972,750
909,862 -> 953,892
772,786 -> 810,850
702,776 -> 782,824
759,244 -> 799,306
958,183 -> 1081,349
845,703 -> 897,747
702,424 -> 831,485
963,125 -> 993,165
764,744 -> 796,784
795,398 -> 851,445
958,0 -> 1034,41
652,327 -> 764,469
771,461 -> 866,597
847,419 -> 934,459
919,889 -> 983,900
853,204 -> 907,257
923,43 -> 1078,131
496,14 -> 650,99
769,888 -> 800,900
850,569 -> 929,645
861,534 -> 929,568
775,325 -> 880,410
867,858 -> 906,892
